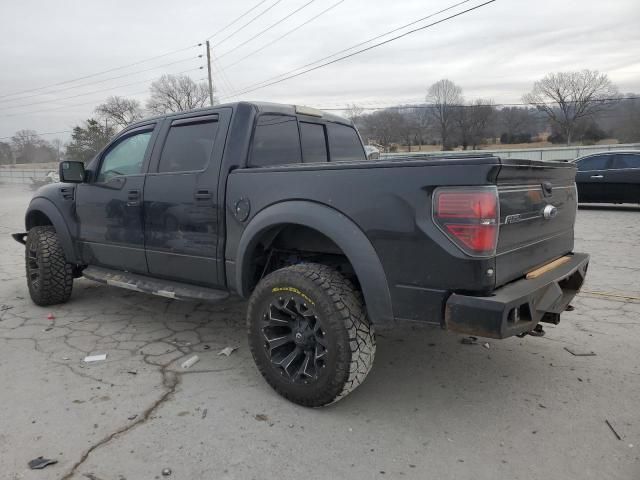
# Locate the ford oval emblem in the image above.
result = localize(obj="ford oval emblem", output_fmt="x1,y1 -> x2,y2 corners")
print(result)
543,204 -> 558,220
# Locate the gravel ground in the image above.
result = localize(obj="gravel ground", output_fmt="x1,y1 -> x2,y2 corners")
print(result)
0,184 -> 638,480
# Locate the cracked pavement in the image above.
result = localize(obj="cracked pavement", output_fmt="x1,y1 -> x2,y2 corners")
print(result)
0,184 -> 638,480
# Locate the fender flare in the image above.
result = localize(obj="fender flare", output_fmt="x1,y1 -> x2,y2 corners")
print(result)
25,197 -> 78,264
234,201 -> 394,325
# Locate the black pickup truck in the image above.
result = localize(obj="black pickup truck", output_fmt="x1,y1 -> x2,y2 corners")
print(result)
13,101 -> 589,406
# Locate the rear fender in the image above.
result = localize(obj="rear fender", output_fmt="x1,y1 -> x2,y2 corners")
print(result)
233,201 -> 394,325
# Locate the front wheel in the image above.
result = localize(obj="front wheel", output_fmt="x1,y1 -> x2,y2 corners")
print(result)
247,263 -> 376,407
25,226 -> 74,306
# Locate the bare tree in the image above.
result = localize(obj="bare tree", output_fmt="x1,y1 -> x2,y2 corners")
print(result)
426,79 -> 463,150
360,109 -> 405,151
523,70 -> 619,145
96,96 -> 143,129
146,74 -> 212,115
50,138 -> 63,162
454,99 -> 495,150
0,141 -> 13,165
345,103 -> 364,124
10,130 -> 55,164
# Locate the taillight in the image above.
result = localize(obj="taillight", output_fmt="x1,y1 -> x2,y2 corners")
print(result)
433,187 -> 499,256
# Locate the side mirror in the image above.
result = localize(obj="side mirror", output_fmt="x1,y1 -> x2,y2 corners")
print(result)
59,161 -> 86,183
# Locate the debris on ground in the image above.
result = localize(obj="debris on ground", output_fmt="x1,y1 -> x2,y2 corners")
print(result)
180,355 -> 200,369
126,370 -> 137,375
255,414 -> 269,422
0,304 -> 13,311
28,456 -> 58,470
127,414 -> 138,421
218,346 -> 238,356
565,305 -> 575,311
482,342 -> 490,349
201,408 -> 208,419
161,467 -> 172,476
605,419 -> 622,440
47,313 -> 55,320
43,327 -> 53,332
203,345 -> 210,350
84,354 -> 107,363
518,324 -> 545,338
460,336 -> 478,345
529,324 -> 546,337
564,347 -> 596,357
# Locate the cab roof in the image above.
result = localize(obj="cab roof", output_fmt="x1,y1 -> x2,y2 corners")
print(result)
127,101 -> 350,129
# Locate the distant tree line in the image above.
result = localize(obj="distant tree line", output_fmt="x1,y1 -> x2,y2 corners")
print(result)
2,69 -> 639,165
354,70 -> 638,152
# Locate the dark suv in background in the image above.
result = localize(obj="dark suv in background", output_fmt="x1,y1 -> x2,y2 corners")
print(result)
574,151 -> 640,204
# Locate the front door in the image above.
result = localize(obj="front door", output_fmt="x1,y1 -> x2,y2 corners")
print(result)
75,126 -> 156,273
143,110 -> 230,287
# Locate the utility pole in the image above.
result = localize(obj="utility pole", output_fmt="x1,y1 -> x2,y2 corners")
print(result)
205,40 -> 214,106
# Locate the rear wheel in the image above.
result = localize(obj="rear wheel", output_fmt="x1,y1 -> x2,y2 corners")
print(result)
247,263 -> 375,407
25,226 -> 74,306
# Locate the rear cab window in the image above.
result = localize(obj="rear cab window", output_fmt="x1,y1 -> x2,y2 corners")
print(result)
249,112 -> 365,167
327,123 -> 366,162
300,122 -> 328,163
250,114 -> 301,167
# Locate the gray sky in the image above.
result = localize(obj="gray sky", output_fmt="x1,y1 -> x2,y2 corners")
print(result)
1,0 -> 639,140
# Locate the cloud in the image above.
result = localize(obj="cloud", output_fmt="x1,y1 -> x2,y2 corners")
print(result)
0,0 -> 638,139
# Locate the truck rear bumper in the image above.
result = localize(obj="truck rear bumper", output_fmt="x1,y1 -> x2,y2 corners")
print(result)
444,253 -> 589,339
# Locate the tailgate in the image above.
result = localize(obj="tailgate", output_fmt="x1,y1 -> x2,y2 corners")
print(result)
495,159 -> 578,287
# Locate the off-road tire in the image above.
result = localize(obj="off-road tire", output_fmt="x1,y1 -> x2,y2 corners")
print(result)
25,226 -> 73,306
247,263 -> 376,407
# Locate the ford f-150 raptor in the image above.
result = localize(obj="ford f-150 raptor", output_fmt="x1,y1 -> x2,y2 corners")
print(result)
12,101 -> 589,406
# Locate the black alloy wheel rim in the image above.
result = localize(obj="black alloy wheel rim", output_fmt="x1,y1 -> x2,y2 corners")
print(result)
261,296 -> 328,384
27,243 -> 40,289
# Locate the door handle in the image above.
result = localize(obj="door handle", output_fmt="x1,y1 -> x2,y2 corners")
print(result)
194,189 -> 213,200
590,175 -> 604,179
127,189 -> 140,207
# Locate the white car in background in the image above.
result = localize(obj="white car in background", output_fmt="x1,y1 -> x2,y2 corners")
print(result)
364,145 -> 380,160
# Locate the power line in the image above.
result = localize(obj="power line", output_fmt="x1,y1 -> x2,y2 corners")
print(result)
1,68 -> 202,118
0,0 -> 274,102
221,0 -> 497,99
0,56 -> 202,105
218,0 -> 345,73
0,130 -> 73,141
221,0 -> 476,95
0,44 -> 200,101
316,96 -> 640,111
205,0 -> 270,40
217,0 -> 316,60
211,0 -> 284,47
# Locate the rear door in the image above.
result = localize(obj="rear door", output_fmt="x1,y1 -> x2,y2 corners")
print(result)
607,153 -> 640,203
575,154 -> 613,203
143,109 -> 231,287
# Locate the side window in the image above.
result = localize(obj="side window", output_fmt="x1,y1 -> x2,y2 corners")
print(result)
576,155 -> 610,172
97,130 -> 152,183
250,114 -> 301,167
327,123 -> 365,161
300,122 -> 328,163
158,119 -> 219,173
611,154 -> 640,170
